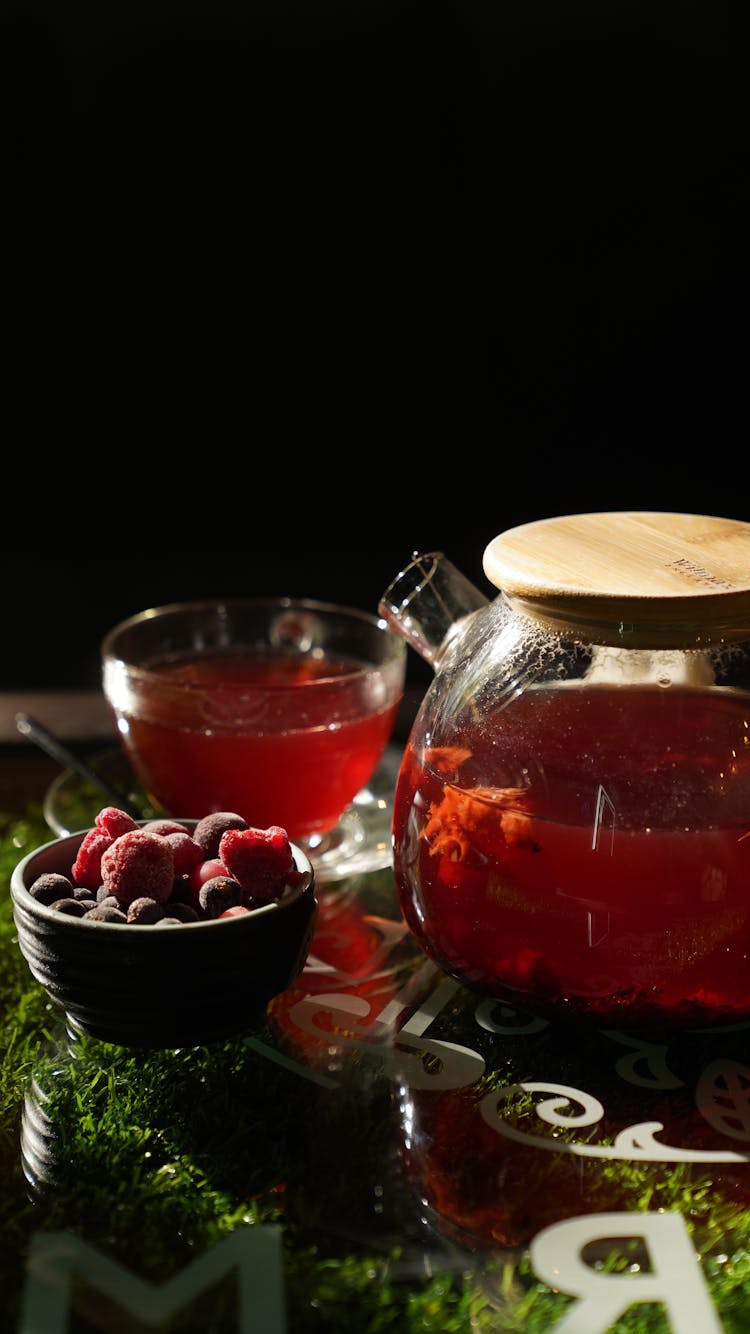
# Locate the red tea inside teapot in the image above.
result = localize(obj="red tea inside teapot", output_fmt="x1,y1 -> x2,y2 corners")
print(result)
381,513 -> 750,1028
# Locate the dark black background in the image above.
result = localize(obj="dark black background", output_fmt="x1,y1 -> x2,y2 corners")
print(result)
5,0 -> 748,689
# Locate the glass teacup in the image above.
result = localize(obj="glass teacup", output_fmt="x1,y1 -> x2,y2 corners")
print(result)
102,598 -> 406,879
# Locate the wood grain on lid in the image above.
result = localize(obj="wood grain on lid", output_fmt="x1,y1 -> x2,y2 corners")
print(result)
482,512 -> 750,638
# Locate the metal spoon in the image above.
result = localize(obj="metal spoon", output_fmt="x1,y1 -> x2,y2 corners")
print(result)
15,712 -> 145,819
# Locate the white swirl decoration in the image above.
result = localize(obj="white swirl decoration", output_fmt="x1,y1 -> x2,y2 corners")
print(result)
479,1081 -> 750,1162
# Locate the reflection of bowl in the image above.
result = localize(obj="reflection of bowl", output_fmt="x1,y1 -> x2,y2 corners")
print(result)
11,824 -> 317,1049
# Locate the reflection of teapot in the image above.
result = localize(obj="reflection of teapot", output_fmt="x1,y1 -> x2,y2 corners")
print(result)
379,512 -> 750,1029
392,987 -> 750,1257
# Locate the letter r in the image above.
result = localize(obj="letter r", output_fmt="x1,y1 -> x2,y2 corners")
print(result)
529,1212 -> 723,1334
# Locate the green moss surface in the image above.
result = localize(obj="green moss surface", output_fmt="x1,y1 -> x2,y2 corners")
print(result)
3,806 -> 750,1332
1,808 -> 495,1331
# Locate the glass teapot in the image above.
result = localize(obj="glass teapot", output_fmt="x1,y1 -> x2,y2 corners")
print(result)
379,511 -> 750,1029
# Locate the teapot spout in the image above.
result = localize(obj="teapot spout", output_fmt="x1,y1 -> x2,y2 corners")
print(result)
379,552 -> 489,670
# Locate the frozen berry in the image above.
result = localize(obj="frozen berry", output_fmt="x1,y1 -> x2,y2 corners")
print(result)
219,825 -> 295,899
127,897 -> 167,924
95,807 -> 139,839
188,857 -> 227,889
94,891 -> 121,912
72,886 -> 97,903
101,829 -> 174,906
29,872 -> 74,905
142,818 -> 191,837
165,901 -> 200,923
165,831 -> 204,875
52,898 -> 89,916
168,875 -> 193,905
198,875 -> 242,919
84,903 -> 128,922
192,812 -> 247,858
72,828 -> 114,891
187,857 -> 228,909
241,891 -> 274,911
35,804 -> 300,931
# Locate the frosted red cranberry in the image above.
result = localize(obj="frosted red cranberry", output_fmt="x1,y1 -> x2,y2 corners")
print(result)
100,830 -> 174,906
142,819 -> 192,837
165,831 -> 204,876
188,857 -> 227,888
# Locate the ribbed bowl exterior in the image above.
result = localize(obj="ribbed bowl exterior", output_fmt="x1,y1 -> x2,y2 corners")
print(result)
11,827 -> 317,1048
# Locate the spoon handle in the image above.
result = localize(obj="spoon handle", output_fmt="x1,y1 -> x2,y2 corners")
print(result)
15,712 -> 145,820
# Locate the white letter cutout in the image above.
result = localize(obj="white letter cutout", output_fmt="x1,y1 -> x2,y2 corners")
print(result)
530,1212 -> 722,1334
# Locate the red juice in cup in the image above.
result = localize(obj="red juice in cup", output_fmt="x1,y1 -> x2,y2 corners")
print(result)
102,600 -> 406,849
116,648 -> 400,840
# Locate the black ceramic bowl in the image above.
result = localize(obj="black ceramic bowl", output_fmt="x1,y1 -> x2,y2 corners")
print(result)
11,824 -> 317,1048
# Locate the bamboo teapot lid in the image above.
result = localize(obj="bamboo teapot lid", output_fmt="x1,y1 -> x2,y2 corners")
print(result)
482,511 -> 750,646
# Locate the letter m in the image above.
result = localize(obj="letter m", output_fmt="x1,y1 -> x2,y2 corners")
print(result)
18,1226 -> 286,1333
